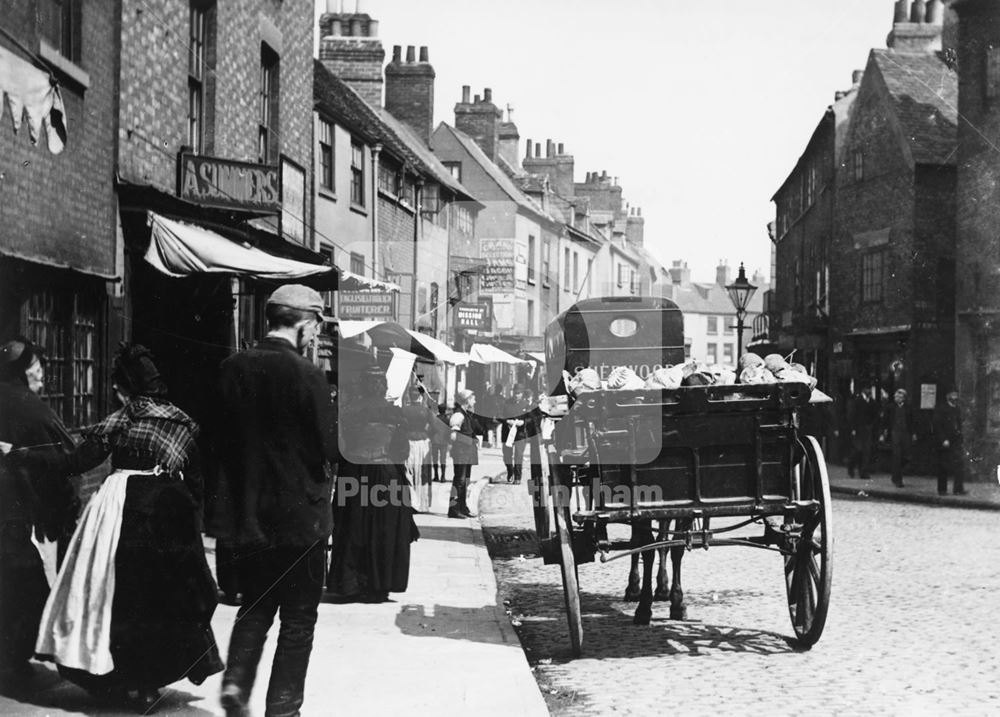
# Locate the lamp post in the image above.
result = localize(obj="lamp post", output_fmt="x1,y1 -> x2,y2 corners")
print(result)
725,262 -> 758,360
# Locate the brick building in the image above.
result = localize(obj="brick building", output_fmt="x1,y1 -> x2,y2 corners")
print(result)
117,0 -> 327,425
0,0 -> 120,433
952,0 -> 1000,479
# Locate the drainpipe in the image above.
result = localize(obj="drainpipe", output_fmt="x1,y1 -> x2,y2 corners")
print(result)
413,174 -> 424,330
371,143 -> 382,279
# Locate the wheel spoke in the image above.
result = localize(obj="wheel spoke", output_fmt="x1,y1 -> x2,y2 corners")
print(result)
807,553 -> 822,586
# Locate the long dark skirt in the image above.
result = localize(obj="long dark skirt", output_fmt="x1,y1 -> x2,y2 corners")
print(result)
53,476 -> 223,693
0,525 -> 49,674
328,463 -> 419,597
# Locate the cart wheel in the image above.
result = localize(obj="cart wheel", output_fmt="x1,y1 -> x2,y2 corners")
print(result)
555,506 -> 583,657
784,435 -> 833,647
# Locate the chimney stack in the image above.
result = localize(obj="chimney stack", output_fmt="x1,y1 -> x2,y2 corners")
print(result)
385,38 -> 436,144
461,85 -> 470,103
887,0 -> 944,52
483,87 -> 492,102
392,45 -> 401,61
319,6 -> 385,107
419,46 -> 428,62
557,142 -> 564,155
454,84 -> 502,160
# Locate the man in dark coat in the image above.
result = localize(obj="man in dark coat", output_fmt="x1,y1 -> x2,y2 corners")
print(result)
885,389 -> 916,488
847,385 -> 880,480
0,337 -> 77,686
215,285 -> 338,717
933,388 -> 966,496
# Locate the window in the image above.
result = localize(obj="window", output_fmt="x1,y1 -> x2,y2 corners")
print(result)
707,315 -> 718,335
527,299 -> 535,336
187,4 -> 207,154
706,342 -> 718,365
986,46 -> 1000,101
617,263 -> 625,288
586,258 -> 593,295
723,343 -> 734,366
39,0 -> 81,62
629,269 -> 637,294
527,235 -> 536,285
319,120 -> 334,190
853,150 -> 864,182
452,204 -> 472,235
862,250 -> 885,303
563,248 -> 571,292
350,140 -> 365,206
378,162 -> 399,196
429,282 -> 439,335
572,252 -> 579,293
25,288 -> 103,428
258,44 -> 279,164
724,315 -> 733,335
350,251 -> 365,275
443,161 -> 461,182
541,237 -> 551,287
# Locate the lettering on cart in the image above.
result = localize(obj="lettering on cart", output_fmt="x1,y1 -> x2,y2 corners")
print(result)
572,363 -> 664,380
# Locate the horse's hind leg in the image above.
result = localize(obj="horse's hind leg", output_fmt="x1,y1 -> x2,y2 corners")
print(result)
668,518 -> 689,620
633,523 -> 655,625
654,520 -> 670,601
624,525 -> 642,601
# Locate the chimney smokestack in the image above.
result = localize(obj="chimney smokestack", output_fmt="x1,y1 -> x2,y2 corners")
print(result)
910,0 -> 925,23
419,46 -> 428,62
369,19 -> 378,36
925,0 -> 943,24
894,0 -> 909,22
546,139 -> 553,157
461,85 -> 470,103
557,142 -> 564,155
392,45 -> 401,62
525,139 -> 532,160
405,45 -> 415,63
474,94 -> 481,103
534,142 -> 541,158
483,88 -> 492,102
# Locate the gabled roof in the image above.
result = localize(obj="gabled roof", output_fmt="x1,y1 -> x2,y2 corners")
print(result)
870,49 -> 958,166
434,122 -> 554,222
313,61 -> 478,202
667,280 -> 768,315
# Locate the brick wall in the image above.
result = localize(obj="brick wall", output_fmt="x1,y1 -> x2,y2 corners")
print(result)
384,47 -> 435,145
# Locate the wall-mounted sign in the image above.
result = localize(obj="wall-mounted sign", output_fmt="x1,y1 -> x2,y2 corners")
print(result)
338,291 -> 395,320
280,155 -> 306,245
480,238 -> 515,292
920,383 -> 937,410
455,301 -> 488,330
178,153 -> 280,212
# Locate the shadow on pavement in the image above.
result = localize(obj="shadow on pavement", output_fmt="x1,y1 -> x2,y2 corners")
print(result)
394,603 -> 511,645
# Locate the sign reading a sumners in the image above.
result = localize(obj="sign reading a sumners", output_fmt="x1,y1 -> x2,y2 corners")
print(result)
178,153 -> 280,212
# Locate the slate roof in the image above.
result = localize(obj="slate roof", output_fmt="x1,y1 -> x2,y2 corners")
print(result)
313,61 -> 477,202
871,49 -> 958,165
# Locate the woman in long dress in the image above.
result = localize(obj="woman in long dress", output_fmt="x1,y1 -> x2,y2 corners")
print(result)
400,384 -> 438,512
328,369 -> 418,602
26,344 -> 223,711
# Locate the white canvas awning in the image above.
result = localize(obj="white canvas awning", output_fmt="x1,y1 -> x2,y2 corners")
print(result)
339,270 -> 400,293
469,343 -> 528,365
406,330 -> 468,365
145,212 -> 335,282
0,46 -> 67,154
526,351 -> 546,364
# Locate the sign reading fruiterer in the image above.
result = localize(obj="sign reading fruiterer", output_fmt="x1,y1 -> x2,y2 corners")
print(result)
338,291 -> 396,321
455,302 -> 488,330
178,153 -> 280,213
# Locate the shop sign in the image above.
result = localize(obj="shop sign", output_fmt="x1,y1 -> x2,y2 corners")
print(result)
455,302 -> 488,330
480,238 -> 515,292
280,156 -> 306,245
178,153 -> 280,212
338,291 -> 395,320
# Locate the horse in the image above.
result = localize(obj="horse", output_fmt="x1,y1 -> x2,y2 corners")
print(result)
623,518 -> 691,625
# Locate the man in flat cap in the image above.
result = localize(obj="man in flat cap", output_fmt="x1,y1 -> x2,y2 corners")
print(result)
214,285 -> 338,717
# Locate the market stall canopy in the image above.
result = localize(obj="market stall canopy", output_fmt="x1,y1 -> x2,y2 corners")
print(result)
469,343 -> 528,364
406,330 -> 469,365
145,212 -> 336,287
337,320 -> 435,362
0,46 -> 67,154
339,270 -> 400,293
526,351 -> 546,364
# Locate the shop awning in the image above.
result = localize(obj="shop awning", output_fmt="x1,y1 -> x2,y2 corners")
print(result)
337,320 -> 436,362
526,351 -> 546,364
0,46 -> 67,154
469,343 -> 528,364
339,270 -> 401,293
145,212 -> 336,286
406,330 -> 469,365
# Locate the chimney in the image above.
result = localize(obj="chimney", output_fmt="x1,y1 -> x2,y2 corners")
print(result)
454,85 -> 502,160
716,260 -> 732,287
626,205 -> 645,248
385,41 -> 436,145
523,138 -> 574,197
887,0 -> 943,52
668,261 -> 691,285
497,118 -> 521,172
319,7 -> 385,107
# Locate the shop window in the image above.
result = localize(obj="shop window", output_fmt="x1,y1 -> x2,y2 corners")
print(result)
862,250 -> 885,303
24,288 -> 103,429
258,44 -> 279,164
319,119 -> 334,191
350,139 -> 365,206
39,0 -> 81,62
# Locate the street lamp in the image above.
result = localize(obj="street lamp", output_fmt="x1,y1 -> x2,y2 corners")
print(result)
725,262 -> 758,360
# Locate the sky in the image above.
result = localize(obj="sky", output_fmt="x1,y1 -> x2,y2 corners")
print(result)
315,0 -> 894,284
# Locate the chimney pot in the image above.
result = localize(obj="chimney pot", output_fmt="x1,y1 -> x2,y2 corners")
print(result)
557,142 -> 564,154
461,85 -> 470,103
925,0 -> 943,24
546,139 -> 553,157
350,18 -> 362,36
392,45 -> 402,62
638,208 -> 642,217
893,0 -> 909,23
910,0 -> 925,23
474,94 -> 481,103
419,46 -> 429,62
330,18 -> 342,35
601,170 -> 608,180
368,19 -> 379,36
534,142 -> 541,158
405,45 -> 415,63
483,88 -> 492,102
525,139 -> 532,160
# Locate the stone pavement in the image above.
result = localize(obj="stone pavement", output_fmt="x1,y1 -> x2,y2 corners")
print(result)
826,462 -> 1000,511
0,446 -> 548,717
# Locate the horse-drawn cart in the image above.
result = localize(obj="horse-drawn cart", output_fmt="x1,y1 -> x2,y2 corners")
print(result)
530,296 -> 833,657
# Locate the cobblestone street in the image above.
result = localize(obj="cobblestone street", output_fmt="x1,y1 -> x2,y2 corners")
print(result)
480,483 -> 1000,716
